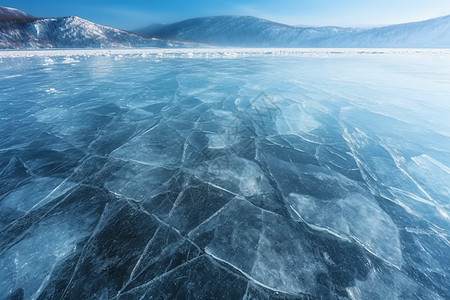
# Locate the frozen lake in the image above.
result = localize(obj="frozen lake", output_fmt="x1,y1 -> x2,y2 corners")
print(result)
0,49 -> 449,299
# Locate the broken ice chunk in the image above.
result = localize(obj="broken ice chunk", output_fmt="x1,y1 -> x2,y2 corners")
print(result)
276,103 -> 320,134
195,156 -> 272,197
0,177 -> 72,213
189,197 -> 327,295
111,123 -> 185,168
287,192 -> 402,268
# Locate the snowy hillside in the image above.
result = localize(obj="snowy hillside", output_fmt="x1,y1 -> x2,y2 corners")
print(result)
138,16 -> 358,47
1,5 -> 449,49
0,7 -> 188,49
0,6 -> 37,22
141,15 -> 450,48
333,15 -> 450,48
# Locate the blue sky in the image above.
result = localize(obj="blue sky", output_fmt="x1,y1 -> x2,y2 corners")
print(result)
3,0 -> 450,30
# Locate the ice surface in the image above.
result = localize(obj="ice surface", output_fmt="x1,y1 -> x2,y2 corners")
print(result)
287,192 -> 402,267
0,177 -> 71,213
0,49 -> 449,299
189,197 -> 327,295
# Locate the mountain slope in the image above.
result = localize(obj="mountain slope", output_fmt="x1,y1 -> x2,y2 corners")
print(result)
138,16 -> 359,47
0,7 -> 188,49
332,15 -> 450,48
140,15 -> 450,48
0,6 -> 37,23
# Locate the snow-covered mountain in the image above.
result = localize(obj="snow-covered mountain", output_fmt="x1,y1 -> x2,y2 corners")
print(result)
0,7 -> 187,49
140,15 -> 450,48
137,16 -> 357,47
2,6 -> 449,49
331,15 -> 450,48
0,6 -> 37,23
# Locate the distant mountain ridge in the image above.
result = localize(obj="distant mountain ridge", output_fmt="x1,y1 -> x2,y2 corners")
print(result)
335,15 -> 450,48
136,16 -> 359,47
139,15 -> 450,48
1,6 -> 449,49
0,6 -> 190,49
